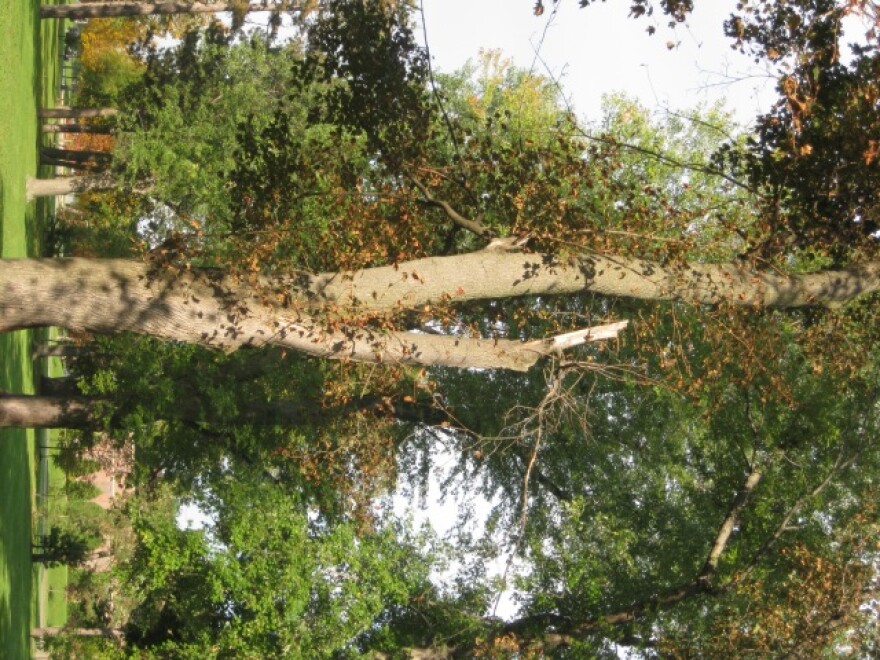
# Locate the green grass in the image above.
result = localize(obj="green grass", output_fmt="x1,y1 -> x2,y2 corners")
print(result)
0,0 -> 63,656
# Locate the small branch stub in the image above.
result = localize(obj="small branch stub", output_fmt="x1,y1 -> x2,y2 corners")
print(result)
529,320 -> 629,352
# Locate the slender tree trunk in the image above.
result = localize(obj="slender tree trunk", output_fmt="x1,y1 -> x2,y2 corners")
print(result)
42,160 -> 107,173
39,107 -> 117,119
41,147 -> 112,165
32,343 -> 88,360
32,626 -> 124,639
39,375 -> 80,397
40,1 -> 302,20
40,148 -> 112,173
0,392 -> 453,430
41,123 -> 114,134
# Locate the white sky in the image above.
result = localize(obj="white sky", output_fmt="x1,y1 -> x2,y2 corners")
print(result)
418,0 -> 777,125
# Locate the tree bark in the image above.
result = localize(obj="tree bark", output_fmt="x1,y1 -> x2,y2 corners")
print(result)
39,107 -> 117,119
0,394 -> 97,429
31,626 -> 124,640
40,1 -> 303,20
33,344 -> 85,359
0,258 -> 625,371
26,174 -> 151,201
306,251 -> 880,311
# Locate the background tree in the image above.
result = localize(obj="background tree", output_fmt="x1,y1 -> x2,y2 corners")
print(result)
32,525 -> 98,568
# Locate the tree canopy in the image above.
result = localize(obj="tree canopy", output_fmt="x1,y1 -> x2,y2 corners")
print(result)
24,0 -> 880,657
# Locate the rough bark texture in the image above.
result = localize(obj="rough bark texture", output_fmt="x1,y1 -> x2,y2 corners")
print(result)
40,1 -> 301,19
26,174 -> 117,201
0,259 -> 620,371
0,254 -> 873,371
307,251 -> 880,310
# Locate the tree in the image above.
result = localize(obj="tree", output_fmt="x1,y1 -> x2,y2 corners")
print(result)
32,526 -> 95,567
25,173 -> 143,202
117,479 -> 433,657
18,0 -> 880,655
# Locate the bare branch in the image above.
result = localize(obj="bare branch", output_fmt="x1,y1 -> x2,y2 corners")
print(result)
409,175 -> 494,238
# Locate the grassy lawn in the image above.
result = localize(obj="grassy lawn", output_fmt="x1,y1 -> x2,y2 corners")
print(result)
0,0 -> 63,656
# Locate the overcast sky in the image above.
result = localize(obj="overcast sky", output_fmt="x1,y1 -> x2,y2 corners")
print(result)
418,0 -> 777,125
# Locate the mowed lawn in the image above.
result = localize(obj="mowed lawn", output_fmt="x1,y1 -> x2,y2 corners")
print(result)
0,0 -> 62,657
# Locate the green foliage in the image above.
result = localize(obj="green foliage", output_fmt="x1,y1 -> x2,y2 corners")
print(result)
77,48 -> 144,107
33,525 -> 96,568
120,481 -> 432,657
40,1 -> 880,655
66,478 -> 101,502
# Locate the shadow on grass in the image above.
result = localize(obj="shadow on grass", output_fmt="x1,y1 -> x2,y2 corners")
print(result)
0,426 -> 32,660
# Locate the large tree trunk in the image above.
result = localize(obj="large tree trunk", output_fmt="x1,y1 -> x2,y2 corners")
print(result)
39,107 -> 117,119
0,394 -> 97,429
0,259 -> 625,371
3,252 -> 875,372
40,1 -> 299,19
306,251 -> 880,311
26,174 -> 117,201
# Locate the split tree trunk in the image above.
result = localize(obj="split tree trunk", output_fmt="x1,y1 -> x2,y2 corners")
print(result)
0,258 -> 625,371
0,254 -> 874,372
